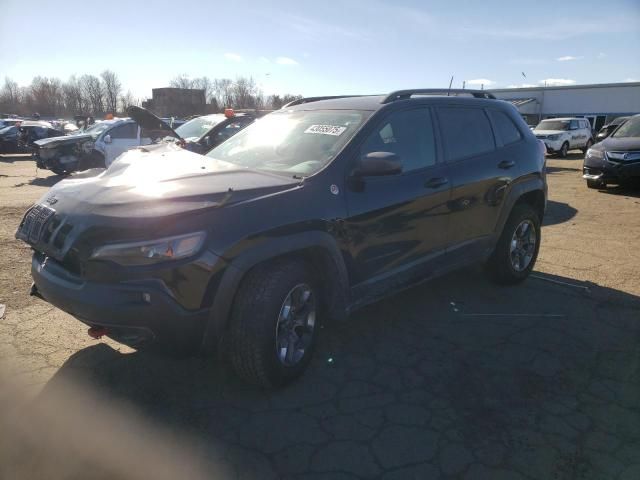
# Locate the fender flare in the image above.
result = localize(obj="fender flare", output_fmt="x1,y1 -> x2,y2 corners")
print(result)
200,231 -> 349,352
494,176 -> 546,237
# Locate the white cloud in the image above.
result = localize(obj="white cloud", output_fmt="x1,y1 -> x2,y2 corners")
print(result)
623,78 -> 638,82
466,78 -> 495,87
258,56 -> 270,64
597,52 -> 607,59
276,57 -> 299,66
223,53 -> 243,62
540,78 -> 576,86
556,55 -> 582,62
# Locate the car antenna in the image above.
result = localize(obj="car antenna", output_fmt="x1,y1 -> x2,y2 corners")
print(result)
447,76 -> 454,96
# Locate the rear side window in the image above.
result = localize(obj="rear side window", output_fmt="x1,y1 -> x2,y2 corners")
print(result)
488,110 -> 522,146
361,108 -> 436,172
437,107 -> 495,162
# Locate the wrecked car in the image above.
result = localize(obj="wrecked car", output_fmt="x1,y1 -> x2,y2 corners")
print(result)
126,106 -> 256,156
33,116 -> 176,174
170,110 -> 256,154
0,121 -> 63,154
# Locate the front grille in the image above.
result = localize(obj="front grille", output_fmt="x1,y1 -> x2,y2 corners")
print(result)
535,134 -> 547,139
606,151 -> 640,164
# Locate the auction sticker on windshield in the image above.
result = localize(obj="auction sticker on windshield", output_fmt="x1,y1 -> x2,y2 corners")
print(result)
304,125 -> 347,136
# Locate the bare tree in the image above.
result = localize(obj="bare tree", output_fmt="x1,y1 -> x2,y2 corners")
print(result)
28,77 -> 64,116
62,75 -> 87,115
0,77 -> 22,109
101,70 -> 121,114
169,74 -> 195,89
118,90 -> 138,114
213,78 -> 233,108
81,74 -> 104,115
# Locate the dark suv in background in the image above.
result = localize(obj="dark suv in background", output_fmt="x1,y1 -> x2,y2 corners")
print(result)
17,89 -> 547,387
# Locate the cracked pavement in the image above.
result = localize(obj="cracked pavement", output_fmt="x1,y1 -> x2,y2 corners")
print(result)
1,153 -> 639,479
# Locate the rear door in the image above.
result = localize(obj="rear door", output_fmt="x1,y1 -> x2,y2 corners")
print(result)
344,106 -> 451,287
437,105 -> 522,259
103,122 -> 139,165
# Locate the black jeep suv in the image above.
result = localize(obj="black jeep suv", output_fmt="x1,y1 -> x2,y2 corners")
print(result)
17,89 -> 547,387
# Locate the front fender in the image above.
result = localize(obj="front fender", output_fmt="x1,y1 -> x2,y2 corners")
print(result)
201,230 -> 349,352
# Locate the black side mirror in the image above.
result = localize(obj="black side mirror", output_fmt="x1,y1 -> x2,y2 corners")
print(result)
352,151 -> 402,177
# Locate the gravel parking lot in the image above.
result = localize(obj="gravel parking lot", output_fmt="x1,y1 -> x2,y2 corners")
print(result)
1,152 -> 639,479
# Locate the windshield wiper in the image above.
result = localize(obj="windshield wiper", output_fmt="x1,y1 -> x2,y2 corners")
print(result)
292,174 -> 307,180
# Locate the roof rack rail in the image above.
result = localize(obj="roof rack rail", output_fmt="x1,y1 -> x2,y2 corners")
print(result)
381,89 -> 496,104
282,95 -> 363,108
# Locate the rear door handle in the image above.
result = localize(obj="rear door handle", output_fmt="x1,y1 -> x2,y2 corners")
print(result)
424,177 -> 449,189
498,160 -> 516,169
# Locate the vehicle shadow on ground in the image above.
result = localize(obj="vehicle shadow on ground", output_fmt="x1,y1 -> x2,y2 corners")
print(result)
545,165 -> 580,174
29,175 -> 64,187
29,268 -> 640,478
542,199 -> 577,226
0,154 -> 33,164
598,184 -> 640,198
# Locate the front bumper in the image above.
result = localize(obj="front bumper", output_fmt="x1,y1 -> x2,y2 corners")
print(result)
583,158 -> 640,183
539,139 -> 564,153
31,252 -> 210,349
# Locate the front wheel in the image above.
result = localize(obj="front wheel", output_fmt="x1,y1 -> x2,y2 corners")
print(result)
486,204 -> 541,285
559,142 -> 569,158
228,259 -> 320,388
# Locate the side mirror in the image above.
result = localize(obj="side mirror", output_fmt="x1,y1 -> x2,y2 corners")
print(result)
352,151 -> 402,177
103,134 -> 112,144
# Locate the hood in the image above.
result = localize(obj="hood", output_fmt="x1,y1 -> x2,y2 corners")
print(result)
40,142 -> 299,218
533,129 -> 567,136
126,106 -> 181,140
34,133 -> 94,148
598,135 -> 640,152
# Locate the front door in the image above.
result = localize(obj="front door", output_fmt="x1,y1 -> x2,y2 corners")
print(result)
103,122 -> 139,166
344,107 -> 451,288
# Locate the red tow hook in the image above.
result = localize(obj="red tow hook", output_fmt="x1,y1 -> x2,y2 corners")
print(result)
88,326 -> 109,339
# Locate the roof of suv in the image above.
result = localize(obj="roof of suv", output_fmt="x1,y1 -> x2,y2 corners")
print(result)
284,89 -> 500,112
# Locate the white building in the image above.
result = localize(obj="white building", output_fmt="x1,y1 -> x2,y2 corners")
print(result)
489,82 -> 640,131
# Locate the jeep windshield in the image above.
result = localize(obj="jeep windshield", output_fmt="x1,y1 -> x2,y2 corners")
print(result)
536,120 -> 570,131
205,110 -> 367,176
175,115 -> 225,140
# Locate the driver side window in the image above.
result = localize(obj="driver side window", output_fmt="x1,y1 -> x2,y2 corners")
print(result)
360,108 -> 436,172
109,123 -> 138,139
569,120 -> 579,130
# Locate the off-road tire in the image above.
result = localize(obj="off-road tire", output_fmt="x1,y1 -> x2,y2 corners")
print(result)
559,142 -> 569,158
486,204 -> 541,285
229,259 -> 320,388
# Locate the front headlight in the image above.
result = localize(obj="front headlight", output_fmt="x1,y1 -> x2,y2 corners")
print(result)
90,232 -> 206,266
586,148 -> 604,160
547,134 -> 561,140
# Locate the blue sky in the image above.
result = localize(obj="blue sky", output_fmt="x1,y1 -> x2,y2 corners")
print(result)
1,0 -> 638,99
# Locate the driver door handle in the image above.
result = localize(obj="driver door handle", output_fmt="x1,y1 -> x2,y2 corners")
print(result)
424,177 -> 449,189
498,160 -> 516,169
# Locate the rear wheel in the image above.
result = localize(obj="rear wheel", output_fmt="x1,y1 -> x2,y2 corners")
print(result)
229,259 -> 320,388
486,204 -> 541,284
559,142 -> 569,158
582,139 -> 593,154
